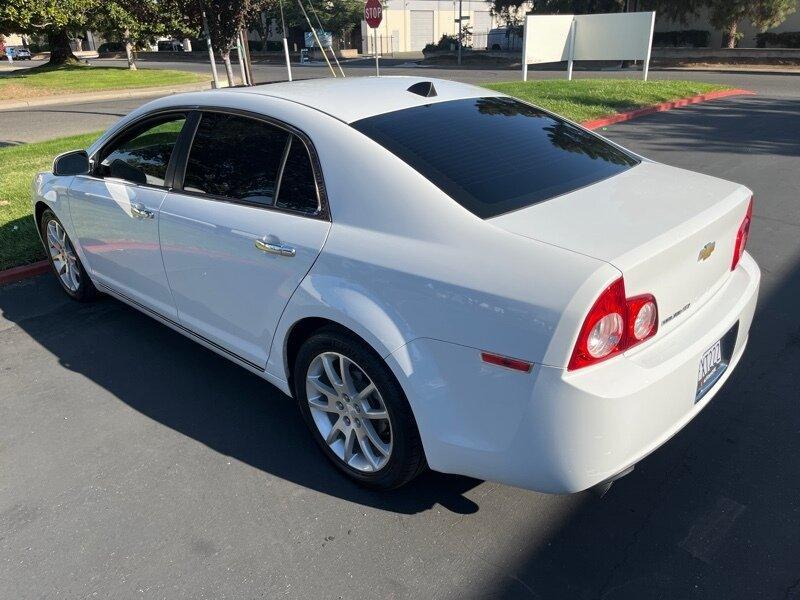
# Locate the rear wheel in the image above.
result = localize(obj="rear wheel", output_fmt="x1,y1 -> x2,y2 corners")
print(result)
294,328 -> 426,489
40,209 -> 97,302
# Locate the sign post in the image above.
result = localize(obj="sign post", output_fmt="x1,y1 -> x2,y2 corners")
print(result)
364,0 -> 383,76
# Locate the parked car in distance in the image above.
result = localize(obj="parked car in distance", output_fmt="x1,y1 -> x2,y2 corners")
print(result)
4,46 -> 32,60
487,27 -> 523,51
97,42 -> 126,55
157,39 -> 184,52
33,77 -> 759,493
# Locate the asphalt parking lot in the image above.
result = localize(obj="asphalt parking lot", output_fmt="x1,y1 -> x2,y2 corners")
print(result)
2,83 -> 800,598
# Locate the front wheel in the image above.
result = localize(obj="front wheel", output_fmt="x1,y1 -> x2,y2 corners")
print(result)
40,209 -> 97,302
294,328 -> 426,489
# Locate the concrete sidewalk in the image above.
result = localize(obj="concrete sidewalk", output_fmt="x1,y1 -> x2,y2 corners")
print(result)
0,81 -> 214,112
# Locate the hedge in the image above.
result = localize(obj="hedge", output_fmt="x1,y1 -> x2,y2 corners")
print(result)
756,31 -> 800,48
653,30 -> 710,48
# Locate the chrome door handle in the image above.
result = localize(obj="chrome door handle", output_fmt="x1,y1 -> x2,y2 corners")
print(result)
254,237 -> 296,257
131,202 -> 154,220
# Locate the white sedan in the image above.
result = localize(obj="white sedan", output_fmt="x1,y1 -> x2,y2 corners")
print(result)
33,77 -> 759,493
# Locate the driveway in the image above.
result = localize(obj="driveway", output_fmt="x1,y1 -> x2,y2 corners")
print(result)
1,94 -> 799,598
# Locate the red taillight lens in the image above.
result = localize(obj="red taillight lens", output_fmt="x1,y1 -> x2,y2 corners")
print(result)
627,295 -> 658,343
731,196 -> 753,271
568,278 -> 658,371
568,278 -> 627,370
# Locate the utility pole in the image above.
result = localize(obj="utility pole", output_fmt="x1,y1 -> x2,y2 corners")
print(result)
277,1 -> 293,81
202,11 -> 220,89
457,0 -> 462,66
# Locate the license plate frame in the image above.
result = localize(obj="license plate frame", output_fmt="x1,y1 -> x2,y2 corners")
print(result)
696,322 -> 739,402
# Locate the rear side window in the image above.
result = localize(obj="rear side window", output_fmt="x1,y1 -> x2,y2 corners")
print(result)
275,137 -> 319,214
351,97 -> 639,219
182,112 -> 320,214
183,112 -> 289,206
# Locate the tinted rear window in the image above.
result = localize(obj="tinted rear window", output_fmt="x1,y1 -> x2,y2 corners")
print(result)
351,97 -> 639,219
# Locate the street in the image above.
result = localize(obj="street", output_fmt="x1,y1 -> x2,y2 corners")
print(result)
1,65 -> 800,599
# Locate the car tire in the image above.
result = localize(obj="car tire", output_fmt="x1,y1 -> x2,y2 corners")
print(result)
294,327 -> 426,489
40,209 -> 97,302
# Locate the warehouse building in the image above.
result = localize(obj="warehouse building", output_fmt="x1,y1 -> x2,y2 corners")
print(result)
361,0 -> 503,54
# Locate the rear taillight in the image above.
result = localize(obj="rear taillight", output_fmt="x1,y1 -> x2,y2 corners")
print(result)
731,196 -> 753,271
568,278 -> 658,371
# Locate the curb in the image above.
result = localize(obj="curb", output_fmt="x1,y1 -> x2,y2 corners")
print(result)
581,88 -> 756,130
0,260 -> 49,286
0,81 -> 214,112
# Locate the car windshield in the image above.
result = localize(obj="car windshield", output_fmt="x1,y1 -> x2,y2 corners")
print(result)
351,96 -> 640,219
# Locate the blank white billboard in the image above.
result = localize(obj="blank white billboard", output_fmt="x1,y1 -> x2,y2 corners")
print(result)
572,12 -> 655,61
523,11 -> 655,80
521,15 -> 574,64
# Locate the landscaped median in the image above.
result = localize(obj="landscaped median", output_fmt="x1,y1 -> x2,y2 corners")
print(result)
0,79 -> 752,279
483,79 -> 740,125
0,64 -> 209,100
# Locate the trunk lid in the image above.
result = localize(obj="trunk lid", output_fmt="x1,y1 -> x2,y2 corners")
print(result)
490,162 -> 752,337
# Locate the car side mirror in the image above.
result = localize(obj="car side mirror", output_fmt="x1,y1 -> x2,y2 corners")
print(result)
53,150 -> 90,176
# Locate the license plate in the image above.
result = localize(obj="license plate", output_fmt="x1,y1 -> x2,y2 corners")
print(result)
696,323 -> 738,402
697,341 -> 723,389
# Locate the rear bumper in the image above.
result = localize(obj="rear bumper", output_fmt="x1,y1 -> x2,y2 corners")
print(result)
387,252 -> 760,493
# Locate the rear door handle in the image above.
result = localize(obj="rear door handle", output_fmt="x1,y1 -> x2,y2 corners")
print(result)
254,237 -> 296,257
131,202 -> 154,220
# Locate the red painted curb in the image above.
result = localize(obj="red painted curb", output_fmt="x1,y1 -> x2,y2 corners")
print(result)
0,260 -> 50,286
581,88 -> 756,130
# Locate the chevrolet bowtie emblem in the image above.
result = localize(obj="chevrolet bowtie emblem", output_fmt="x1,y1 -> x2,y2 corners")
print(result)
698,241 -> 716,262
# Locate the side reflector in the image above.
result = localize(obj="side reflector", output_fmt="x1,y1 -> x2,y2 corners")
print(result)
480,352 -> 533,373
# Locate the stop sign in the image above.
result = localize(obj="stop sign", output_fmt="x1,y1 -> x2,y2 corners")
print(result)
364,0 -> 382,28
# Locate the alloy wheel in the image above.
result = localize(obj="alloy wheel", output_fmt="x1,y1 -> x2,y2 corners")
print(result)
305,352 -> 393,472
46,219 -> 81,293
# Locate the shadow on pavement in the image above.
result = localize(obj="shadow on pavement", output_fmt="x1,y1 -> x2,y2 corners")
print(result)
609,95 -> 800,158
0,275 -> 482,516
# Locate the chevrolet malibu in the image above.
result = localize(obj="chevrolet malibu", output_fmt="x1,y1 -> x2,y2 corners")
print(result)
33,77 -> 759,493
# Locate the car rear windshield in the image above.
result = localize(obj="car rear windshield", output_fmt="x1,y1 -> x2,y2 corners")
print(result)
351,96 -> 640,219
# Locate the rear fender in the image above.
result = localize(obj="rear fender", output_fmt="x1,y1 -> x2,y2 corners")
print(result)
266,273 -> 413,392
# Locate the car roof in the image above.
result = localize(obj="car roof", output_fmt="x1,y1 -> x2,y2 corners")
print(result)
217,76 -> 504,124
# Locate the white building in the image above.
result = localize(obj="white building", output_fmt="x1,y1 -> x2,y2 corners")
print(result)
361,0 -> 502,54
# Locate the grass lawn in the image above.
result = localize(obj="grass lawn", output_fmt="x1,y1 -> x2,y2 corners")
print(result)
0,64 -> 208,100
484,79 -> 732,123
0,132 -> 101,270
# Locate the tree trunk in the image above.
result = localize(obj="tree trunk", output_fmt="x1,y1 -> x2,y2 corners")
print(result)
723,21 -> 738,48
124,28 -> 137,70
222,51 -> 236,87
47,29 -> 79,66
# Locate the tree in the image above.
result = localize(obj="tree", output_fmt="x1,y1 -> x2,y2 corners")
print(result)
644,0 -> 797,47
260,0 -> 363,47
180,0 -> 267,86
531,0 -> 624,12
491,0 -> 624,18
92,1 -> 185,69
0,0 -> 193,67
0,0 -> 93,65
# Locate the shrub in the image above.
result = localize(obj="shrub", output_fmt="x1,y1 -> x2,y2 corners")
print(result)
756,31 -> 800,48
653,30 -> 710,48
423,34 -> 458,54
